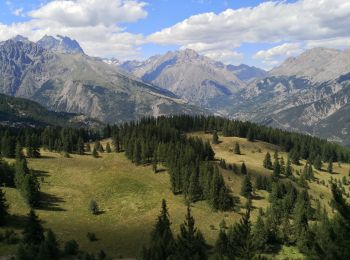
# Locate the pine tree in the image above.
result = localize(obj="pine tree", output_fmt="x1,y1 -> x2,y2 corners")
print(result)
212,131 -> 219,145
134,141 -> 142,165
327,160 -> 333,174
113,134 -> 121,153
22,210 -> 44,246
92,147 -> 98,158
89,199 -> 99,215
215,229 -> 228,258
240,175 -> 253,198
314,155 -> 323,170
0,188 -> 8,225
105,142 -> 112,153
175,206 -> 207,260
225,201 -> 256,259
234,142 -> 241,155
273,159 -> 281,179
38,229 -> 59,260
77,137 -> 85,155
142,199 -> 175,260
285,158 -> 293,178
85,143 -> 91,152
263,152 -> 272,169
241,162 -> 247,175
253,212 -> 268,251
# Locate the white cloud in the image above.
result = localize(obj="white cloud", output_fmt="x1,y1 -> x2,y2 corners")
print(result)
12,8 -> 24,17
0,0 -> 147,59
203,49 -> 244,64
29,0 -> 147,27
253,43 -> 302,60
148,0 -> 350,63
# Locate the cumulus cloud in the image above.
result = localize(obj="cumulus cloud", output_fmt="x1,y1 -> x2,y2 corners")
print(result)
12,8 -> 24,17
148,0 -> 350,64
253,43 -> 303,62
0,0 -> 147,59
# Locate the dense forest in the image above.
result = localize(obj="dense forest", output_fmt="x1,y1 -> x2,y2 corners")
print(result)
0,115 -> 349,259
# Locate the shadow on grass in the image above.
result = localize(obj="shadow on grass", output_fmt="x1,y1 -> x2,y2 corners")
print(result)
5,214 -> 29,230
33,170 -> 50,178
38,192 -> 66,212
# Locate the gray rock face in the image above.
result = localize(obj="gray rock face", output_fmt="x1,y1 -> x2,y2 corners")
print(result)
230,47 -> 350,145
37,35 -> 85,54
119,49 -> 248,109
0,38 -> 204,124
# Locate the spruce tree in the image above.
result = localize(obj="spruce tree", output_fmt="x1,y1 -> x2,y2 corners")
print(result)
273,159 -> 281,179
240,175 -> 253,198
327,160 -> 333,174
234,142 -> 241,155
263,152 -> 272,169
105,142 -> 112,153
314,156 -> 323,170
22,210 -> 44,246
85,143 -> 91,153
143,199 -> 175,260
212,131 -> 219,145
285,158 -> 293,178
0,188 -> 8,225
225,201 -> 256,259
253,212 -> 268,251
133,141 -> 142,165
241,162 -> 247,175
92,147 -> 98,158
77,137 -> 85,155
175,206 -> 207,260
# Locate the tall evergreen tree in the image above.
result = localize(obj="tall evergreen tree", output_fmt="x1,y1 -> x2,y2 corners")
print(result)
175,206 -> 207,260
22,210 -> 44,246
142,199 -> 175,260
0,188 -> 8,225
234,142 -> 241,155
212,131 -> 219,145
240,175 -> 253,198
241,162 -> 247,175
263,152 -> 273,169
77,137 -> 85,155
327,160 -> 333,174
105,142 -> 112,153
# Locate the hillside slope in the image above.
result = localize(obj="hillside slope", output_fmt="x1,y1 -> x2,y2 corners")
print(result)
0,37 -> 204,124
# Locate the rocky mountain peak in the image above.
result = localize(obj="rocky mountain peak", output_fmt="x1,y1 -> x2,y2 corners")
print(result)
37,35 -> 84,54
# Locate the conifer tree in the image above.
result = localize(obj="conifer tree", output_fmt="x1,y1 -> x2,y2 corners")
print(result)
253,212 -> 268,251
225,201 -> 256,259
38,229 -> 59,260
273,159 -> 281,179
285,158 -> 293,178
22,210 -> 44,246
314,156 -> 323,170
215,229 -> 228,258
85,143 -> 91,153
263,152 -> 272,169
212,131 -> 219,145
142,199 -> 175,260
247,129 -> 254,142
327,160 -> 333,174
92,147 -> 98,158
77,137 -> 85,155
234,142 -> 241,155
105,142 -> 112,153
241,162 -> 247,175
134,141 -> 142,165
175,206 -> 207,260
240,175 -> 253,198
0,188 -> 8,225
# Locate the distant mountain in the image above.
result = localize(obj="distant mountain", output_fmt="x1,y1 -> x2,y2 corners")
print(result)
270,47 -> 350,82
118,49 -> 249,110
0,37 -> 204,124
37,35 -> 85,54
0,93 -> 101,128
228,47 -> 350,145
226,64 -> 268,83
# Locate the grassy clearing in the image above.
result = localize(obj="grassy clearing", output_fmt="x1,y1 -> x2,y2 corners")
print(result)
1,134 -> 349,258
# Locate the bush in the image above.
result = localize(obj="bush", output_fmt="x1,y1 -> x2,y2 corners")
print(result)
89,199 -> 99,215
87,232 -> 97,242
64,239 -> 79,255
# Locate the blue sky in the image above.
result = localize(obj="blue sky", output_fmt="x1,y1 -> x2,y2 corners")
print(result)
1,0 -> 349,69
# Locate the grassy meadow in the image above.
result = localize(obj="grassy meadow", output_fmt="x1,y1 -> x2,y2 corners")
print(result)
2,134 -> 349,259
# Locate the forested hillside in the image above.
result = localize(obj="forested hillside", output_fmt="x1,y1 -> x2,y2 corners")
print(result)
0,115 -> 349,259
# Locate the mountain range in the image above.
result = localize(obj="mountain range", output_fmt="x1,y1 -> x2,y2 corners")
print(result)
1,35 -> 350,145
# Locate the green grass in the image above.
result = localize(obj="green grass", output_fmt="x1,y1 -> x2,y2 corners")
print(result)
2,134 -> 349,258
